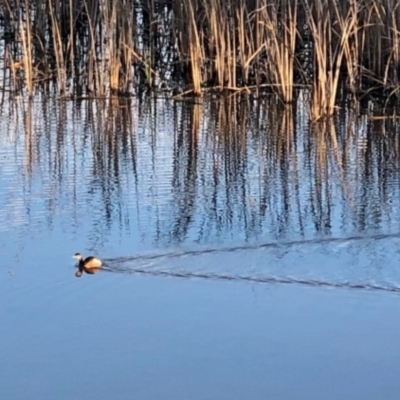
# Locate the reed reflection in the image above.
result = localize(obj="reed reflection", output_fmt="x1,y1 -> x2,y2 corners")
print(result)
1,95 -> 400,249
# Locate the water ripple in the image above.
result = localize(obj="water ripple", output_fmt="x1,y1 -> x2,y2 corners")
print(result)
97,232 -> 400,293
101,266 -> 400,293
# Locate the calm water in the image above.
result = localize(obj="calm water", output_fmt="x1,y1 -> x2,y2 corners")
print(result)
1,96 -> 400,399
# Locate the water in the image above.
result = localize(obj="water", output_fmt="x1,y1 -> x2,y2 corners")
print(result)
1,96 -> 400,399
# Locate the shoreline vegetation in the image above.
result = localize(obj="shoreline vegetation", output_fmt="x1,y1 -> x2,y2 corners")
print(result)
1,0 -> 400,119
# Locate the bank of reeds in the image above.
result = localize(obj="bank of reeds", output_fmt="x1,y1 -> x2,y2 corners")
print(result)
2,0 -> 400,120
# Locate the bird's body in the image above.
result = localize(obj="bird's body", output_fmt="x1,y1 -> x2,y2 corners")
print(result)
73,253 -> 102,277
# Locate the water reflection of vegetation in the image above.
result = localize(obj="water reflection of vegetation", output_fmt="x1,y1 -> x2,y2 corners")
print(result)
1,95 -> 400,247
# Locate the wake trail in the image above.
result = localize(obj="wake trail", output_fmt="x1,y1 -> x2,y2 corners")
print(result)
96,232 -> 400,293
103,231 -> 400,264
99,265 -> 400,294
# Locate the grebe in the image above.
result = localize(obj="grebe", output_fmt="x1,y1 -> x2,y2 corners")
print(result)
73,253 -> 102,277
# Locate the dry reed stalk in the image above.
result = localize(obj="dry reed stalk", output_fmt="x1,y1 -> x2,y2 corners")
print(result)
83,0 -> 102,94
259,0 -> 298,103
183,0 -> 204,94
341,0 -> 361,93
19,0 -> 33,97
306,0 -> 357,120
358,0 -> 400,93
4,0 -> 400,107
351,0 -> 400,95
198,0 -> 254,91
236,2 -> 265,89
205,0 -> 225,88
31,0 -> 49,76
105,1 -> 120,91
381,0 -> 400,91
118,2 -> 135,93
363,1 -> 384,78
304,1 -> 331,120
111,0 -> 136,93
236,3 -> 253,85
48,0 -> 67,95
68,0 -> 75,83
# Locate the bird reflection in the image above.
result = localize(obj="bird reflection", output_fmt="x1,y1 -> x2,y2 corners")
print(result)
75,265 -> 101,277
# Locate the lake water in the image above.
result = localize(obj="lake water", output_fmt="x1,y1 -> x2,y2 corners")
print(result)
1,95 -> 400,399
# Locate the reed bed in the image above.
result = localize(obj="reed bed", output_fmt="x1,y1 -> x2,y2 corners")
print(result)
1,0 -> 400,120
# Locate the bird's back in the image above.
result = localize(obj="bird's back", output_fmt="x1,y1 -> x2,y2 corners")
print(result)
83,256 -> 102,269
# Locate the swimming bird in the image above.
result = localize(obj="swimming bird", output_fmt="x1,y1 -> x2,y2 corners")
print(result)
73,253 -> 102,277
